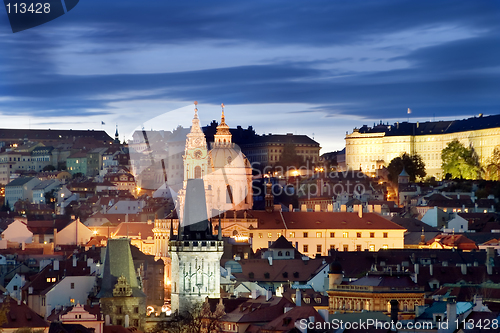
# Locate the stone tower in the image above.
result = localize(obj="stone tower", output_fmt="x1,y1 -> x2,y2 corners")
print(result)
169,178 -> 224,316
98,238 -> 146,329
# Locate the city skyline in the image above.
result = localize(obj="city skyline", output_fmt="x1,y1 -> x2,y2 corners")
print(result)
1,1 -> 499,152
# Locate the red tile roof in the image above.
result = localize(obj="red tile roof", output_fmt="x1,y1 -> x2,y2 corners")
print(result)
249,211 -> 406,230
113,222 -> 154,239
1,297 -> 49,330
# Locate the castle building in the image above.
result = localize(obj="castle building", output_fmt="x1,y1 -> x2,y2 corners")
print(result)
98,238 -> 146,329
169,178 -> 224,316
345,114 -> 500,178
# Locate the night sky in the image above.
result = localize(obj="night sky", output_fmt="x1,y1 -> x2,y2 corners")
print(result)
1,1 -> 499,151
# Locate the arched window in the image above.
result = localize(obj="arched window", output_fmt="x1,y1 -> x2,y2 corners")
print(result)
194,166 -> 202,179
277,251 -> 283,256
285,251 -> 290,256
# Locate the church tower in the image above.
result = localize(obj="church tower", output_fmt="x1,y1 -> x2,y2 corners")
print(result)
169,178 -> 224,316
177,102 -> 211,222
183,101 -> 209,185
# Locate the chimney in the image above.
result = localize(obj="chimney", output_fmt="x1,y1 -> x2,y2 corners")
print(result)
486,247 -> 494,275
72,255 -> 77,267
268,257 -> 273,266
266,290 -> 272,301
53,228 -> 57,246
251,290 -> 259,299
295,289 -> 301,306
53,260 -> 59,271
414,263 -> 419,274
430,264 -> 433,276
29,286 -> 33,294
447,297 -> 457,323
461,263 -> 467,275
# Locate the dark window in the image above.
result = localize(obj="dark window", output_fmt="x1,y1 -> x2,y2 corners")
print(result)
356,232 -> 361,238
134,307 -> 139,313
317,245 -> 322,253
303,245 -> 308,252
70,283 -> 75,289
383,232 -> 388,238
370,232 -> 375,238
356,245 -> 362,251
194,166 -> 202,179
330,232 -> 335,238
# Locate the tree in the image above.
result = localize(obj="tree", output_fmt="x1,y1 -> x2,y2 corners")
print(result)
387,153 -> 426,183
163,300 -> 224,333
276,142 -> 302,170
42,165 -> 55,172
441,139 -> 481,179
486,146 -> 500,180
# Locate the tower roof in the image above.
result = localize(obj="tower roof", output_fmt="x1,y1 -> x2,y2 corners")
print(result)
97,238 -> 145,298
399,167 -> 410,177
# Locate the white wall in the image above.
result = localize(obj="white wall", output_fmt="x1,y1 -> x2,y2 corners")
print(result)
45,276 -> 96,319
2,219 -> 33,243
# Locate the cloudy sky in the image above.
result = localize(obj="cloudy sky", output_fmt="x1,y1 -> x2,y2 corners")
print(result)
0,0 -> 499,151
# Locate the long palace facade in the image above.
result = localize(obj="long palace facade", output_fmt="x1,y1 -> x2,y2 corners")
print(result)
345,114 -> 500,178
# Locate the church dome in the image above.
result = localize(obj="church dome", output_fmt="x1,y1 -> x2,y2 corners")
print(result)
209,145 -> 246,171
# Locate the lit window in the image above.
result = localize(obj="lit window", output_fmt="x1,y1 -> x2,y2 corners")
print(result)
290,232 -> 295,238
268,233 -> 272,238
259,233 -> 263,238
316,232 -> 322,238
46,278 -> 51,282
277,232 -> 281,238
343,232 -> 348,238
382,245 -> 388,249
369,245 -> 375,251
51,277 -> 56,282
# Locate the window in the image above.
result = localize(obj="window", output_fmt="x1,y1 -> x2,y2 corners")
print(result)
290,232 -> 295,238
316,232 -> 322,238
70,283 -> 75,289
330,232 -> 335,238
117,306 -> 123,314
356,245 -> 362,251
194,166 -> 202,179
268,232 -> 272,238
133,319 -> 139,327
370,232 -> 375,238
317,245 -> 322,253
383,232 -> 388,238
330,245 -> 335,250
343,245 -> 348,252
303,232 -> 308,238
278,251 -> 283,256
259,233 -> 263,238
46,278 -> 51,282
356,232 -> 361,238
277,232 -> 281,238
41,297 -> 45,306
303,245 -> 308,252
382,245 -> 388,249
369,245 -> 375,251
134,307 -> 139,314
343,232 -> 348,238
51,277 -> 56,282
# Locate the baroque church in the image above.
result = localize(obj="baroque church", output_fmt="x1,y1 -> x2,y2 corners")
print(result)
176,102 -> 253,222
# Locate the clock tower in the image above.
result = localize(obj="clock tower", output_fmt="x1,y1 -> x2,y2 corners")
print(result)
183,101 -> 209,186
177,102 -> 211,223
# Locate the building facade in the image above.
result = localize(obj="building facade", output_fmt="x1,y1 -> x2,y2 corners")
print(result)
345,115 -> 500,178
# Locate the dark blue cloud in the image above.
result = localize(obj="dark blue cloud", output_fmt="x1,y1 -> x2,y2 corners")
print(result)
0,0 -> 499,122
